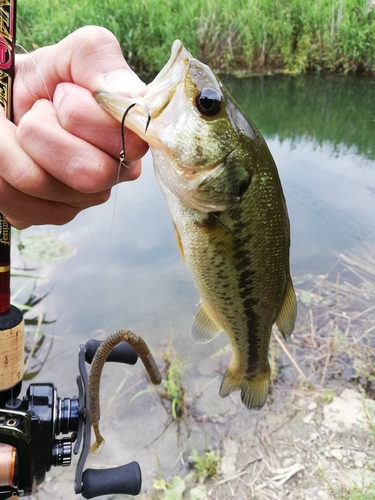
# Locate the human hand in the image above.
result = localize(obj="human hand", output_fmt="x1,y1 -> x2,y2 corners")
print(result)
0,26 -> 148,229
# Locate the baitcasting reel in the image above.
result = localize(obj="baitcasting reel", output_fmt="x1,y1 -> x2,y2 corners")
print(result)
0,339 -> 143,499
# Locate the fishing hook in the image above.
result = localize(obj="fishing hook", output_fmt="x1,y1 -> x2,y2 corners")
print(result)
119,103 -> 137,168
120,103 -> 151,167
145,114 -> 151,133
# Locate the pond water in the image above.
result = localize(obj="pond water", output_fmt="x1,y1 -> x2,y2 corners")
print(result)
13,74 -> 375,498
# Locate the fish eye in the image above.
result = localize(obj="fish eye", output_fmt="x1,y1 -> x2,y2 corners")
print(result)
196,88 -> 222,116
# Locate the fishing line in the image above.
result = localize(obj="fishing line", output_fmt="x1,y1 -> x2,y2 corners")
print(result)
16,42 -> 114,247
14,45 -> 155,334
97,101 -> 152,330
16,46 -> 101,253
73,176 -> 125,332
16,42 -> 125,332
101,103 -> 148,330
100,164 -> 125,331
101,104 -> 152,330
15,44 -> 52,102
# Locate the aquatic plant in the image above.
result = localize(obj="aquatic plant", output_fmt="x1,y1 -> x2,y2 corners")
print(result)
11,229 -> 75,379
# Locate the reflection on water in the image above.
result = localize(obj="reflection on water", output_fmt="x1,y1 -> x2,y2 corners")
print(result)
222,74 -> 375,161
15,75 -> 375,497
272,138 -> 375,274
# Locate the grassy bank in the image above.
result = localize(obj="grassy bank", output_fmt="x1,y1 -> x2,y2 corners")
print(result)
18,0 -> 375,76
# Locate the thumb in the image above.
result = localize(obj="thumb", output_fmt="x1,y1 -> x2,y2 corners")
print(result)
67,26 -> 146,93
14,26 -> 145,121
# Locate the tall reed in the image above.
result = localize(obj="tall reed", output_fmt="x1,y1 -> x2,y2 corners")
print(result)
17,0 -> 375,75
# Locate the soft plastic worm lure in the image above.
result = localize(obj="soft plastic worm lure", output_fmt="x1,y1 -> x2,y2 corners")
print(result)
88,329 -> 162,456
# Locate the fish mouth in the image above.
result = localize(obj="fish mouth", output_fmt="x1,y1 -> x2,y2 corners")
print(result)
150,40 -> 184,89
94,40 -> 189,147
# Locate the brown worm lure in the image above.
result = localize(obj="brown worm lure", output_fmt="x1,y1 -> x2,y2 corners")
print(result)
88,329 -> 162,456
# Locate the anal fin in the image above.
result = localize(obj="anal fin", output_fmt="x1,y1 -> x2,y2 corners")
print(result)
276,277 -> 297,340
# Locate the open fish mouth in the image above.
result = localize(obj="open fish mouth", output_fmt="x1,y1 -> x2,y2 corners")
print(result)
150,40 -> 185,90
94,40 -> 190,147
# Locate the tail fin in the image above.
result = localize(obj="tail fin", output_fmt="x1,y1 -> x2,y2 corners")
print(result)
219,366 -> 270,410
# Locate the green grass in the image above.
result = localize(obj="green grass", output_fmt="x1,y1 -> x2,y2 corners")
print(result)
152,448 -> 220,499
17,0 -> 375,76
190,448 -> 221,481
159,344 -> 186,421
332,481 -> 375,499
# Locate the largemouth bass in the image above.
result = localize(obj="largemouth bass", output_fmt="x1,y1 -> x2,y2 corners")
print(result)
95,41 -> 297,410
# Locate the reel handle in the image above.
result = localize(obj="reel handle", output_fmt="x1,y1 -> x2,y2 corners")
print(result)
85,339 -> 138,365
81,461 -> 141,498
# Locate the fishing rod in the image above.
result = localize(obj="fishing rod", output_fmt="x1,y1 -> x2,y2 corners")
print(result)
0,0 -> 26,495
0,2 -> 148,497
0,0 -> 24,409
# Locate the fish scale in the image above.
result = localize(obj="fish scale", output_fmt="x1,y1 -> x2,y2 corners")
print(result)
95,40 -> 297,410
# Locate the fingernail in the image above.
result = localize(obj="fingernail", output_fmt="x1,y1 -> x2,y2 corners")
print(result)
53,83 -> 66,108
104,69 -> 146,93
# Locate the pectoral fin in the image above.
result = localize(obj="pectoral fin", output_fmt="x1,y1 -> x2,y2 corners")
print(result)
191,302 -> 222,344
194,214 -> 235,259
276,277 -> 297,340
173,223 -> 186,263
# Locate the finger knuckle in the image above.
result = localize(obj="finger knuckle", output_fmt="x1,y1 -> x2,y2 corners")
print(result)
68,154 -> 117,193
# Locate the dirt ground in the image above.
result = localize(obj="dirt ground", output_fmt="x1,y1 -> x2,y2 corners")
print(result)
34,244 -> 375,500
128,382 -> 374,500
136,245 -> 375,500
190,389 -> 373,499
38,377 -> 375,500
